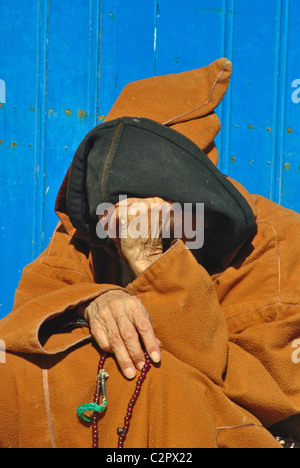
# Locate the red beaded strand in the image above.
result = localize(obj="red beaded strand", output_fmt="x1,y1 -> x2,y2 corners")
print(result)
91,351 -> 151,449
117,351 -> 152,448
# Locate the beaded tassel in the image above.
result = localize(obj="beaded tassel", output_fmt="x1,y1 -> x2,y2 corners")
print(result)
76,354 -> 108,426
92,354 -> 108,448
78,351 -> 152,449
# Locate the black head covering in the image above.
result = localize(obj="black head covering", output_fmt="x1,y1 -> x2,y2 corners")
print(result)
66,117 -> 256,266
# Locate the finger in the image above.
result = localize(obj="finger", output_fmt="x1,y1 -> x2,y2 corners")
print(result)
89,302 -> 138,379
114,200 -> 130,240
91,323 -> 111,353
84,302 -> 112,352
117,315 -> 148,371
106,205 -> 119,240
131,308 -> 161,364
106,319 -> 138,380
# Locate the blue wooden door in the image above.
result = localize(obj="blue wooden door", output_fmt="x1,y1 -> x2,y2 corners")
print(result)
1,0 -> 300,318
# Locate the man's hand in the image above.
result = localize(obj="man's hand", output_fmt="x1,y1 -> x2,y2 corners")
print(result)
80,290 -> 161,379
100,197 -> 174,276
85,197 -> 170,378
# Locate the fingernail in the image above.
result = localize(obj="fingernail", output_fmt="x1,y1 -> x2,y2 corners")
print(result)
124,367 -> 136,379
137,361 -> 145,371
150,351 -> 160,363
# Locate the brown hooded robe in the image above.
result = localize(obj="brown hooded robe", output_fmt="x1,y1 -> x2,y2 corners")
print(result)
1,58 -> 300,448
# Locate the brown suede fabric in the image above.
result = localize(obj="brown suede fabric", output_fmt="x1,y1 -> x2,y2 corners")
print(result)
105,58 -> 232,165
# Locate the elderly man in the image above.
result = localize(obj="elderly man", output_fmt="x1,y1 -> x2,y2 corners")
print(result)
1,58 -> 300,449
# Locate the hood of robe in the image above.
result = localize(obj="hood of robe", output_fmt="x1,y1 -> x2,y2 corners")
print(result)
63,116 -> 255,268
56,58 -> 257,269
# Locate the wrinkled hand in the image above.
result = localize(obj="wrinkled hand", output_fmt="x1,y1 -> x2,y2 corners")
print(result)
101,197 -> 174,276
80,290 -> 161,379
83,197 -> 172,378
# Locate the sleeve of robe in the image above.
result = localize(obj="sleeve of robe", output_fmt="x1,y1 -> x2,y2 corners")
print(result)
1,221 -> 128,354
